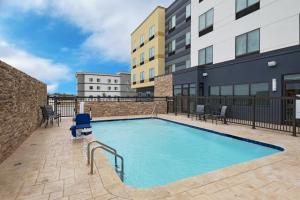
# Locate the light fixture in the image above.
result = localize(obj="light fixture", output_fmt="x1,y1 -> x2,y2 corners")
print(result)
272,79 -> 277,92
268,61 -> 277,67
202,72 -> 208,77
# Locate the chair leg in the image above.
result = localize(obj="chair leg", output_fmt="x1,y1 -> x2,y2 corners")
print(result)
45,119 -> 48,128
57,118 -> 60,127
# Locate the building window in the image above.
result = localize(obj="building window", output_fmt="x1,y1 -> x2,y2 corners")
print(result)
97,78 -> 100,82
236,0 -> 260,19
132,42 -> 136,52
140,34 -> 144,46
210,86 -> 220,96
140,71 -> 144,81
108,86 -> 111,91
185,32 -> 191,47
236,29 -> 260,57
149,25 -> 155,40
89,78 -> 93,82
174,85 -> 182,96
251,82 -> 269,96
108,79 -> 111,83
89,86 -> 93,90
140,53 -> 145,65
114,79 -> 118,83
171,64 -> 176,72
198,46 -> 213,65
221,85 -> 233,96
168,15 -> 176,31
149,68 -> 155,79
168,40 -> 176,55
97,86 -> 100,90
114,87 -> 118,91
132,74 -> 136,82
149,47 -> 155,61
186,60 -> 191,68
234,84 -> 249,95
186,4 -> 191,19
199,8 -> 214,37
132,58 -> 136,68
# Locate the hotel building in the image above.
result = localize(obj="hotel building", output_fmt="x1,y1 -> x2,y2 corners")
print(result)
76,72 -> 136,97
165,0 -> 191,74
130,6 -> 166,97
172,0 -> 300,98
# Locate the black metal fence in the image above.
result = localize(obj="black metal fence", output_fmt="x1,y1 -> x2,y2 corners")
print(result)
48,95 -> 300,135
167,96 -> 300,136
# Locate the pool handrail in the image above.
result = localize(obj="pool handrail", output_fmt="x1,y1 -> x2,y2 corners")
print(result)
90,145 -> 124,181
87,140 -> 117,167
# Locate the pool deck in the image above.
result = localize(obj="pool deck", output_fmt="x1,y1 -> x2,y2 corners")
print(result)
1,114 -> 300,200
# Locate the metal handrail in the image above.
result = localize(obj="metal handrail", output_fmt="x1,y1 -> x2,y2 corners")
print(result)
87,141 -> 117,168
151,104 -> 157,118
90,145 -> 124,181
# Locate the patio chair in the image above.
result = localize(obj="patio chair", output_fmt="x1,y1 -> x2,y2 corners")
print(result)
211,106 -> 228,124
40,105 -> 61,128
196,105 -> 206,121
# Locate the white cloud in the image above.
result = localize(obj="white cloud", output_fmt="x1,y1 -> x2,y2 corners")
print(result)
0,0 -> 173,62
47,83 -> 58,93
0,39 -> 71,93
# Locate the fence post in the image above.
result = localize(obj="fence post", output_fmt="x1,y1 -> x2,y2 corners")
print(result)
293,97 -> 297,136
187,96 -> 190,118
175,96 -> 178,116
166,97 -> 169,114
54,96 -> 58,115
252,96 -> 256,129
224,96 -> 227,124
75,97 -> 78,115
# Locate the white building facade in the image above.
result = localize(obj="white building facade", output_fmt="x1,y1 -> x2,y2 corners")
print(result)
76,72 -> 136,97
191,0 -> 300,66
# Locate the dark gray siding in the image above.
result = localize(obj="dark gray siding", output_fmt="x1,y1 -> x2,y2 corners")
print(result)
173,45 -> 300,97
165,0 -> 191,72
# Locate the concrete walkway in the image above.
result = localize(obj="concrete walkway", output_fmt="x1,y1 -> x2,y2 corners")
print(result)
0,115 -> 300,200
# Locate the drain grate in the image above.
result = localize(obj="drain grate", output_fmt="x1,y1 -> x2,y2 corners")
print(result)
14,162 -> 22,167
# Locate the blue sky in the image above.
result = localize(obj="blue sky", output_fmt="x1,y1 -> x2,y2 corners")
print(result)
0,0 -> 172,94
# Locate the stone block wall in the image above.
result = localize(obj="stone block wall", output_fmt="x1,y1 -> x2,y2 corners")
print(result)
83,100 -> 168,118
154,74 -> 173,97
0,60 -> 47,163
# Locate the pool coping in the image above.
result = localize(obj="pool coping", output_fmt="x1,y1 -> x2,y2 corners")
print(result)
88,115 -> 289,199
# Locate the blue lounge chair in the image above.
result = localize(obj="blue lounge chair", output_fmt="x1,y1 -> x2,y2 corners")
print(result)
70,113 -> 92,137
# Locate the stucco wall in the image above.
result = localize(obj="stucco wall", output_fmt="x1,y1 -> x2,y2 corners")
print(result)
0,60 -> 47,163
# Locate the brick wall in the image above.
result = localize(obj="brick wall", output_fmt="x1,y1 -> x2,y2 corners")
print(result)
154,74 -> 173,97
83,100 -> 168,118
0,60 -> 47,163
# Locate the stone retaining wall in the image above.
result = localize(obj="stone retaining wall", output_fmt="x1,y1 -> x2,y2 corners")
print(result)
154,74 -> 173,97
83,100 -> 168,118
0,60 -> 47,163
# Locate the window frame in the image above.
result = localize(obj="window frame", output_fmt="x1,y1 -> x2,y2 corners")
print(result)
198,45 -> 213,66
198,8 -> 214,37
235,28 -> 260,58
149,25 -> 155,40
186,3 -> 191,20
140,52 -> 145,65
236,0 -> 260,19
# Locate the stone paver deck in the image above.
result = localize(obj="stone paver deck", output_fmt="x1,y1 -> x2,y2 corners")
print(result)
1,114 -> 300,200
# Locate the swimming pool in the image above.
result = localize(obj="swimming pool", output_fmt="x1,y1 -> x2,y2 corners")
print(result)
92,118 -> 283,188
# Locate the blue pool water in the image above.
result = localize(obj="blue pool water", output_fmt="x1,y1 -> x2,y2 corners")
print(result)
92,118 -> 282,188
